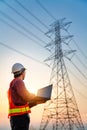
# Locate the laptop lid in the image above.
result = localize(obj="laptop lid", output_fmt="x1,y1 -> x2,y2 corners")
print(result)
37,84 -> 52,100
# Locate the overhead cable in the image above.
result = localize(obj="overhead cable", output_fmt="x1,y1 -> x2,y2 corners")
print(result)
73,39 -> 87,60
66,30 -> 87,60
15,0 -> 49,29
68,68 -> 87,90
3,1 -> 45,34
0,10 -> 47,45
0,17 -> 52,53
70,59 -> 87,80
75,54 -> 87,70
73,87 -> 87,101
0,18 -> 43,48
0,41 -> 46,65
36,0 -> 56,20
68,44 -> 87,70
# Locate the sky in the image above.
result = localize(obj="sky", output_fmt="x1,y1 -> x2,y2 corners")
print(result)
0,0 -> 87,129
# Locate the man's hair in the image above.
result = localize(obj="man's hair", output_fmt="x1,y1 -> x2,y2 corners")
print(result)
14,68 -> 25,78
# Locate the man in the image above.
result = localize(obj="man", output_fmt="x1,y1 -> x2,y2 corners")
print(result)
7,63 -> 46,130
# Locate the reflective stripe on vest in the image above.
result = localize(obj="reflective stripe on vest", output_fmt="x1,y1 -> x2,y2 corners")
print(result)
9,106 -> 30,114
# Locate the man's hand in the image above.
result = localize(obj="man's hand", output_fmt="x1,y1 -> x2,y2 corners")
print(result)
28,96 -> 48,108
36,96 -> 48,105
28,101 -> 37,108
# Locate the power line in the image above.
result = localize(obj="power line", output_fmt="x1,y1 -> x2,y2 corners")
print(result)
3,0 -> 54,48
73,39 -> 87,60
73,86 -> 87,101
67,67 -> 87,91
70,59 -> 87,80
0,17 -> 52,53
64,45 -> 87,80
0,41 -> 45,65
3,1 -> 45,35
66,30 -> 87,60
64,35 -> 87,79
0,17 -> 43,48
36,0 -> 56,20
3,0 -> 52,40
15,0 -> 49,29
0,10 -> 47,45
68,44 -> 87,70
75,54 -> 87,69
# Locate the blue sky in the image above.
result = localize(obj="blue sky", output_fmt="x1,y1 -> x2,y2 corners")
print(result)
0,0 -> 87,129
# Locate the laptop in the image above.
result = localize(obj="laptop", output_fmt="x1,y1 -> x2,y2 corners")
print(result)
37,84 -> 52,100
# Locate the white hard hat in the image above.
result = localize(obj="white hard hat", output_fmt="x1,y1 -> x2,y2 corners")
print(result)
12,63 -> 25,73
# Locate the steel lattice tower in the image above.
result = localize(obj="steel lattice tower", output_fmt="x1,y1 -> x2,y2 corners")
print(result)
39,19 -> 85,130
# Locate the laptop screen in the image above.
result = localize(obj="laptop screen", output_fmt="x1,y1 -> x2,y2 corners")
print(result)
37,84 -> 52,99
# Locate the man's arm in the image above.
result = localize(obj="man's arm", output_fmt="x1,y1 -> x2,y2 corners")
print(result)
15,79 -> 36,102
15,79 -> 47,107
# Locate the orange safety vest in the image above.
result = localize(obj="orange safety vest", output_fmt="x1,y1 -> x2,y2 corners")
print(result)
8,85 -> 31,117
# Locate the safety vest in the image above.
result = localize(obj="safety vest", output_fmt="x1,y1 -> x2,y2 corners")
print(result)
8,80 -> 31,117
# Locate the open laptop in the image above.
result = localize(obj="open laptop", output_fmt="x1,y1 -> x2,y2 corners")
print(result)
37,84 -> 52,100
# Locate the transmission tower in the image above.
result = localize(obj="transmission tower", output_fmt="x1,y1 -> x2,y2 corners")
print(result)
39,19 -> 85,130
